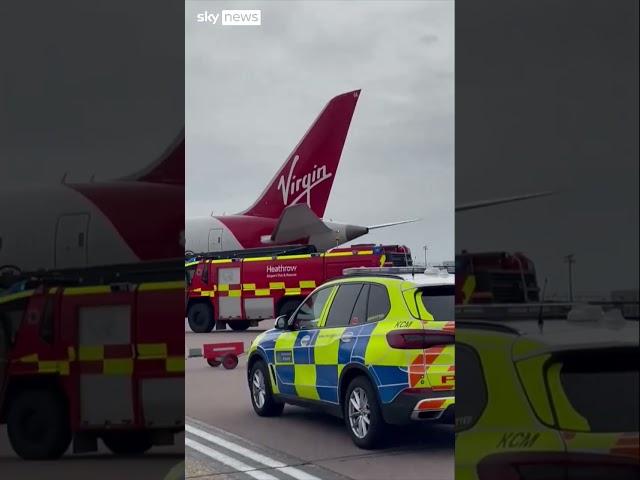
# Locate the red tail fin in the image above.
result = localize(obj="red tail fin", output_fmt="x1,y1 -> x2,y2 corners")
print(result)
241,90 -> 361,218
120,128 -> 184,185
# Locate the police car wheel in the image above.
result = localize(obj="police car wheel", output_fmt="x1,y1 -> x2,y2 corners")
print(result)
188,303 -> 215,333
7,388 -> 72,460
250,361 -> 284,417
344,376 -> 386,449
102,431 -> 153,456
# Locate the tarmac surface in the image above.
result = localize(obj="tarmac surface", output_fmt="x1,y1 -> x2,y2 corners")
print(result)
0,428 -> 183,480
185,321 -> 454,480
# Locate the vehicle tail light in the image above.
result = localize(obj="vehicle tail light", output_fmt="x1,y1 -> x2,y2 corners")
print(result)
476,452 -> 640,480
386,329 -> 454,349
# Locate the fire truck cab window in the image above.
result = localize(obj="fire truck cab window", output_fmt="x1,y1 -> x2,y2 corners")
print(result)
186,265 -> 196,285
325,284 -> 364,328
0,298 -> 28,345
292,287 -> 333,330
366,284 -> 390,322
201,263 -> 209,284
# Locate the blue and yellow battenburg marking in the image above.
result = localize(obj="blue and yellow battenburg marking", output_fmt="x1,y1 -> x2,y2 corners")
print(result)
252,321 -> 453,405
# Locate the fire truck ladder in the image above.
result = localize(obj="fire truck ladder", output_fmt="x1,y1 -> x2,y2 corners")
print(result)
4,259 -> 184,293
185,244 -> 319,262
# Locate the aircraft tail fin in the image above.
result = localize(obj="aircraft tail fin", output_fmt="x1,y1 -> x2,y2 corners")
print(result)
119,128 -> 184,185
242,90 -> 361,219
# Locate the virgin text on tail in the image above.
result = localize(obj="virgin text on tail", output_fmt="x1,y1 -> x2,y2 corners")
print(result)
277,155 -> 332,207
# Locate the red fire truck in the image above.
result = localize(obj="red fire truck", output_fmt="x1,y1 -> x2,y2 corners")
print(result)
455,250 -> 540,304
185,243 -> 413,333
0,260 -> 184,460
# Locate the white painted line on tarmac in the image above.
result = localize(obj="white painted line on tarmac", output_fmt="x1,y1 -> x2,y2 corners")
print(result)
186,437 -> 279,480
186,424 -> 322,480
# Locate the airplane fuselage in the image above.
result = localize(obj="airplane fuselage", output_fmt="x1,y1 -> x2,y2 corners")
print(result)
0,182 -> 184,277
184,215 -> 366,254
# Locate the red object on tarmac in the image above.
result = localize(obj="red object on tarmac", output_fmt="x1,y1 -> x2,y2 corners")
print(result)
203,342 -> 244,369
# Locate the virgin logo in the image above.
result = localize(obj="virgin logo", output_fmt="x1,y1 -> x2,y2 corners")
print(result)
277,155 -> 332,207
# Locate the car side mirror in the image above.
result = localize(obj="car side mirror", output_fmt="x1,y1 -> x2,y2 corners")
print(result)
274,315 -> 288,330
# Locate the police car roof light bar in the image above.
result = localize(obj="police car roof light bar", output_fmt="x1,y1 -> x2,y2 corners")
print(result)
342,266 -> 450,277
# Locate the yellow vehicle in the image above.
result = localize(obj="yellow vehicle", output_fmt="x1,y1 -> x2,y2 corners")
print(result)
246,266 -> 455,449
455,303 -> 639,480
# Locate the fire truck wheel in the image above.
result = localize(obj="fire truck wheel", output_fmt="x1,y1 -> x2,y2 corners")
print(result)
102,431 -> 153,456
249,361 -> 284,417
6,388 -> 72,460
229,321 -> 250,331
188,303 -> 215,333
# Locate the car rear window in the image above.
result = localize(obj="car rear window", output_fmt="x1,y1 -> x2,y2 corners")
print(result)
547,347 -> 639,433
418,285 -> 454,320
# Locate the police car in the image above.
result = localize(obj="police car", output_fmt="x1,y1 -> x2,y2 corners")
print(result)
455,304 -> 639,480
246,266 -> 455,449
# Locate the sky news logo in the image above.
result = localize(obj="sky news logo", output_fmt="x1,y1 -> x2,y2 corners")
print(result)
196,10 -> 261,26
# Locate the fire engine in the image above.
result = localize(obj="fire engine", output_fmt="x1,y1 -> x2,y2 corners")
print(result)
185,243 -> 413,333
455,250 -> 540,304
0,260 -> 184,460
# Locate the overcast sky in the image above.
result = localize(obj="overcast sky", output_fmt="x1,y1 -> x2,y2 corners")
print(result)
1,1 -> 184,187
185,0 -> 455,264
456,0 -> 638,296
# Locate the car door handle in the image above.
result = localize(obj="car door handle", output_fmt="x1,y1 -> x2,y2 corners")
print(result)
340,331 -> 354,343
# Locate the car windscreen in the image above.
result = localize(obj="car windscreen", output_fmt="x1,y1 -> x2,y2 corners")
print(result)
548,347 -> 639,433
418,285 -> 455,320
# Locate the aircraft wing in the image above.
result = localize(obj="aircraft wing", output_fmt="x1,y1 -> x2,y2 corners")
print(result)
456,191 -> 554,212
270,204 -> 332,243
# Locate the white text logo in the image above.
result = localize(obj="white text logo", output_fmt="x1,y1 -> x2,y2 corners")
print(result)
277,155 -> 332,207
196,10 -> 261,26
266,265 -> 297,274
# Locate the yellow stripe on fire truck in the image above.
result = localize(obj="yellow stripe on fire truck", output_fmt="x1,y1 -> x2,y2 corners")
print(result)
198,280 -> 319,298
184,249 -> 376,269
461,275 -> 476,304
15,343 -> 184,375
